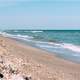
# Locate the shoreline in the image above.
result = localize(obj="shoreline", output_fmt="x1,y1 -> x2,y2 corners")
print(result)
10,37 -> 80,64
0,36 -> 80,80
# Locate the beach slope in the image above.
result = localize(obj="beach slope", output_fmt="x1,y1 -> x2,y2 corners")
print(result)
0,36 -> 80,80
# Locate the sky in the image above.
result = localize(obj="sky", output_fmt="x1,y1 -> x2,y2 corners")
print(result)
0,0 -> 80,30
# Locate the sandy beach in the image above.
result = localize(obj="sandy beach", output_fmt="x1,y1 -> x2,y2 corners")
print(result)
0,36 -> 80,80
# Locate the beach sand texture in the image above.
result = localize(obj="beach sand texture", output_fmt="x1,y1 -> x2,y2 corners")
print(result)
0,36 -> 80,80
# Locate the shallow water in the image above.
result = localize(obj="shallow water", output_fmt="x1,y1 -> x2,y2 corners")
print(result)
1,30 -> 80,63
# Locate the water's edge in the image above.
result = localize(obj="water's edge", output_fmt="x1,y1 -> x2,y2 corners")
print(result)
1,30 -> 80,63
8,37 -> 80,64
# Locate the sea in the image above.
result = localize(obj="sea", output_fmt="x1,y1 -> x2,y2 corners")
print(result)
0,30 -> 80,63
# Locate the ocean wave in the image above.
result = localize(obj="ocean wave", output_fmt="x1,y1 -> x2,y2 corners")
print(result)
0,32 -> 33,40
15,34 -> 33,39
49,42 -> 80,53
61,43 -> 80,53
12,30 -> 19,32
35,44 -> 54,48
35,41 -> 80,53
31,30 -> 43,33
0,32 -> 13,37
1,31 -> 80,53
72,54 -> 80,56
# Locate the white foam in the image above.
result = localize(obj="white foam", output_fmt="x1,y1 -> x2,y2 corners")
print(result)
46,42 -> 80,53
73,54 -> 80,56
61,43 -> 80,53
0,32 -> 13,37
35,41 -> 80,53
1,31 -> 80,53
16,34 -> 33,39
0,32 -> 33,41
35,41 -> 50,44
13,30 -> 19,32
31,30 -> 43,33
36,44 -> 54,48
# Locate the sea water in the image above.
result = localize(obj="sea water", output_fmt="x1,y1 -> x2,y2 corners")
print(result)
1,30 -> 80,63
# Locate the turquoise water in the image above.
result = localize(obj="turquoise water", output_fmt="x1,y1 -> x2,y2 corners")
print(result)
1,30 -> 80,63
4,30 -> 80,45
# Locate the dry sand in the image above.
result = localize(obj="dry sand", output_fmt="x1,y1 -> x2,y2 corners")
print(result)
0,36 -> 80,80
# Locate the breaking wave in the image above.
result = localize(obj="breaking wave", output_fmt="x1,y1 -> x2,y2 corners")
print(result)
1,31 -> 80,53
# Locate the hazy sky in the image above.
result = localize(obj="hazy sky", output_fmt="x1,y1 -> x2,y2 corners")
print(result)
0,0 -> 80,30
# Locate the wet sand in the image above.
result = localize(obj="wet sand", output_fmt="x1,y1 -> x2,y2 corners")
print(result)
0,36 -> 80,80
